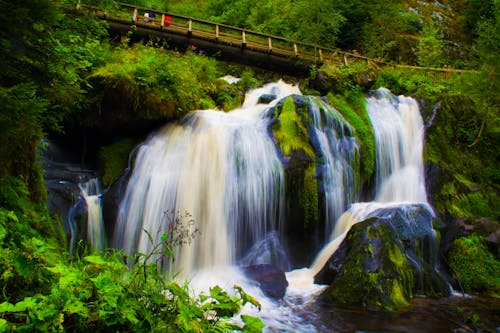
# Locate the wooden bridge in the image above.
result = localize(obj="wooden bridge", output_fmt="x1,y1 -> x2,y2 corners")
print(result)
75,1 -> 471,77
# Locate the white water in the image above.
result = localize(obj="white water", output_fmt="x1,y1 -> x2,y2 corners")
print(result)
306,88 -> 429,279
114,80 -> 299,276
368,88 -> 427,203
79,178 -> 106,252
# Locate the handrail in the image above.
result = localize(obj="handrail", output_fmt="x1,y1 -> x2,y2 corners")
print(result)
75,1 -> 476,75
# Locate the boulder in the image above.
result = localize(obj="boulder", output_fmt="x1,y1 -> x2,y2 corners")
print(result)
242,264 -> 288,299
319,204 -> 451,311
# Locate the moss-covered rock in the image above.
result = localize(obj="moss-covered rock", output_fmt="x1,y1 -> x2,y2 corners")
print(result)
320,204 -> 451,311
270,95 -> 319,263
272,96 -> 315,159
448,235 -> 500,296
322,218 -> 414,311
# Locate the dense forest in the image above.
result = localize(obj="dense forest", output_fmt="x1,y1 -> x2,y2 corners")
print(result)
0,0 -> 498,331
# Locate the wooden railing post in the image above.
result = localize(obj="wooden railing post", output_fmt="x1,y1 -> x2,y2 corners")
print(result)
242,31 -> 246,48
319,49 -> 323,62
343,54 -> 348,66
268,37 -> 272,52
294,43 -> 298,56
188,19 -> 192,36
215,24 -> 219,40
161,14 -> 165,28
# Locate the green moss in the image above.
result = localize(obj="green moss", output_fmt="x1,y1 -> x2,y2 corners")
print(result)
448,235 -> 500,296
326,93 -> 375,184
299,164 -> 319,226
388,243 -> 414,302
98,139 -> 138,187
325,221 -> 413,311
390,280 -> 410,308
272,97 -> 315,158
424,94 -> 499,221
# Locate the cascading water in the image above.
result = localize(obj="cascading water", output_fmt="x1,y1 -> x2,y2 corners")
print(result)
113,80 -> 299,276
79,178 -> 106,252
114,82 -> 432,331
369,88 -> 427,203
306,96 -> 360,235
307,87 -> 430,277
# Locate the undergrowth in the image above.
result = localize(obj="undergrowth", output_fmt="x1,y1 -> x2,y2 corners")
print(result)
0,177 -> 264,332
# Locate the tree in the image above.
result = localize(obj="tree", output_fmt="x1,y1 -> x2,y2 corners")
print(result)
417,19 -> 445,67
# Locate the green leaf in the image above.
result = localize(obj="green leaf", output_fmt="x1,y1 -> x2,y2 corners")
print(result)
0,302 -> 15,313
241,315 -> 265,333
234,285 -> 261,311
0,318 -> 9,332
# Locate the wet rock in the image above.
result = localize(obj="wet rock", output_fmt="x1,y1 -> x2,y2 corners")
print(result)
320,204 -> 451,311
238,231 -> 291,272
242,264 -> 288,299
258,94 -> 277,104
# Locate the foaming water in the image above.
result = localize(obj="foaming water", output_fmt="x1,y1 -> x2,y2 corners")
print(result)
79,178 -> 106,252
189,266 -> 327,333
113,80 -> 299,277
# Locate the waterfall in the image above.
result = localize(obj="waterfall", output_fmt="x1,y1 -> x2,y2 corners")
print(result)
111,83 -> 430,331
307,88 -> 429,277
114,80 -> 299,276
368,88 -> 427,203
306,96 -> 360,235
79,178 -> 106,252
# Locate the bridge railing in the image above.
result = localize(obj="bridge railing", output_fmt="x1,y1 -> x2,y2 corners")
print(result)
74,0 -> 476,76
76,1 -> 343,62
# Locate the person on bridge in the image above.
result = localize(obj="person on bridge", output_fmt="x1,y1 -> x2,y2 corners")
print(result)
164,15 -> 172,27
144,11 -> 156,23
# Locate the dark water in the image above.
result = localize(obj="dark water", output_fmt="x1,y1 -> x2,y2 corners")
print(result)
315,295 -> 500,333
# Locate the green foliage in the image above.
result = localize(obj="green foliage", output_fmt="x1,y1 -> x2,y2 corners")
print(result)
0,231 -> 264,332
98,138 -> 138,187
0,84 -> 48,196
424,92 -> 499,221
88,44 -> 219,120
373,67 -> 453,98
448,235 -> 500,296
417,19 -> 445,67
286,0 -> 345,46
0,178 -> 64,304
0,172 -> 263,332
171,0 -> 345,47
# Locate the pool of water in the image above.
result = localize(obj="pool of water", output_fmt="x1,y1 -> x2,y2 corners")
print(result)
314,294 -> 500,332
